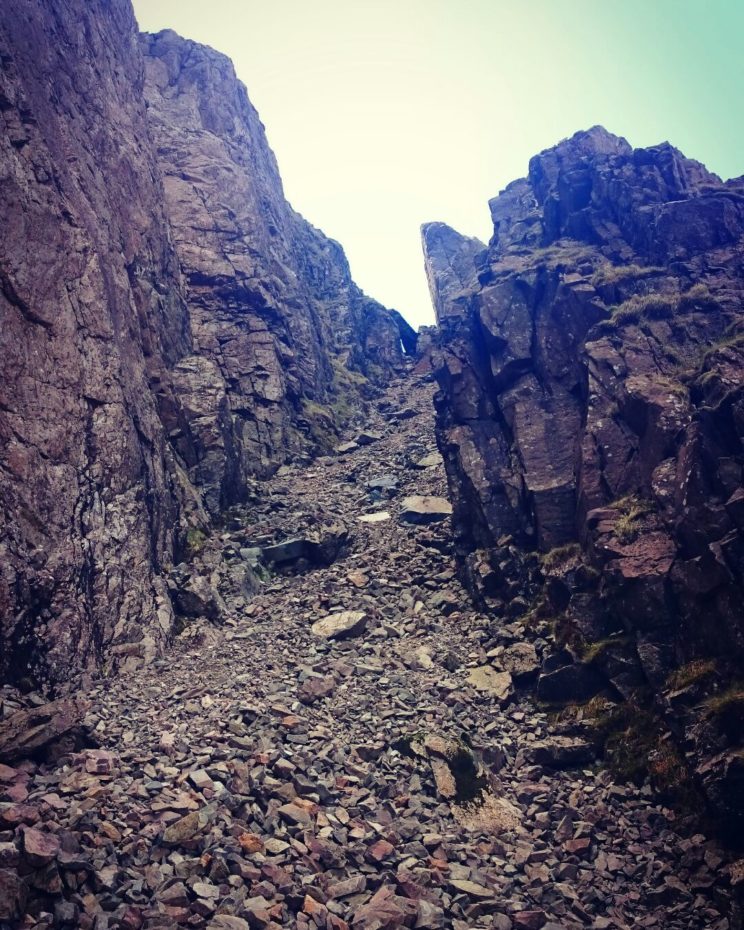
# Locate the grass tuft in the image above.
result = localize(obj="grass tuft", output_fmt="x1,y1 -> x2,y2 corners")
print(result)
704,683 -> 744,717
579,636 -> 631,664
591,283 -> 720,338
540,543 -> 582,571
609,494 -> 655,543
591,263 -> 664,288
666,659 -> 717,691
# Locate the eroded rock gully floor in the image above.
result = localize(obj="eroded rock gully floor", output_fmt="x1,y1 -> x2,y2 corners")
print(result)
1,372 -> 737,930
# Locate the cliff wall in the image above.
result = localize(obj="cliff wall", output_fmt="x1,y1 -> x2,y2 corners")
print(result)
425,127 -> 744,834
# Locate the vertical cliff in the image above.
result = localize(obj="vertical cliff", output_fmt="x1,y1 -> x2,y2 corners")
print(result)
425,127 -> 744,834
0,2 -> 412,688
141,30 -> 412,506
0,0 -> 193,687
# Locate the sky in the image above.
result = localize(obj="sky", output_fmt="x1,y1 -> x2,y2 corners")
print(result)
133,0 -> 744,328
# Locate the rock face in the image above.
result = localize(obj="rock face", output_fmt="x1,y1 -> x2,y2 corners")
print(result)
141,30 -> 411,502
0,1 -> 410,688
0,0 -> 191,688
425,126 -> 744,835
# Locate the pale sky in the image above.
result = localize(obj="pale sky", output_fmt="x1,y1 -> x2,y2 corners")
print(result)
133,0 -> 744,328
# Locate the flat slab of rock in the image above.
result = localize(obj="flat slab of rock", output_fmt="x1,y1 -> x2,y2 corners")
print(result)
468,667 -> 513,702
400,495 -> 452,524
336,441 -> 358,454
413,451 -> 442,469
311,610 -> 367,640
209,917 -> 250,930
359,511 -> 390,523
449,878 -> 493,898
260,538 -> 306,564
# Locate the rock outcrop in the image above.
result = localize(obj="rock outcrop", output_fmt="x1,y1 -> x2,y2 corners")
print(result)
0,0 -> 411,689
141,30 -> 411,503
425,126 -> 744,836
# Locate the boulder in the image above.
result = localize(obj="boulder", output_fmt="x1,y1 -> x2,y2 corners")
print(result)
0,698 -> 88,764
536,661 -> 604,704
0,868 -> 27,922
495,642 -> 540,683
260,539 -> 306,565
170,570 -> 224,622
311,611 -> 367,640
355,430 -> 382,446
366,475 -> 398,492
260,522 -> 349,569
468,667 -> 513,702
22,827 -> 60,866
298,677 -> 336,704
523,737 -> 596,768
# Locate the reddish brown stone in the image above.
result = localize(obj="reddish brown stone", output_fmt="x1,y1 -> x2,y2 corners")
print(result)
366,838 -> 395,863
22,827 -> 60,866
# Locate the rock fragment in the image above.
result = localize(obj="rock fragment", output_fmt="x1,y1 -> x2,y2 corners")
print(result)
310,610 -> 367,640
468,666 -> 514,701
399,495 -> 453,524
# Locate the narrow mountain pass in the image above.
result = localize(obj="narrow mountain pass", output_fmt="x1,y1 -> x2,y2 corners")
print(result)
2,370 -> 735,930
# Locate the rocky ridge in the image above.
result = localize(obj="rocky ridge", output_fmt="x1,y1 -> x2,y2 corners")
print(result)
0,1 -> 411,688
423,126 -> 744,838
0,372 -> 739,930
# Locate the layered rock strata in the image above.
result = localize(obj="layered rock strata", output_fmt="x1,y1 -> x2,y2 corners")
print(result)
424,126 -> 744,835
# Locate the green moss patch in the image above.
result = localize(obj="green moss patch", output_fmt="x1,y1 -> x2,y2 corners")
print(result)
185,527 -> 208,557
